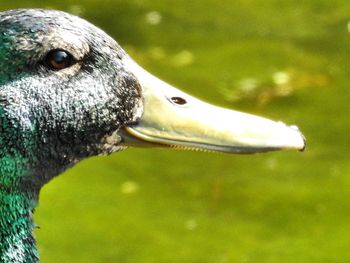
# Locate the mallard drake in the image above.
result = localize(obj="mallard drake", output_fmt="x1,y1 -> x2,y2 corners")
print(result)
0,9 -> 305,262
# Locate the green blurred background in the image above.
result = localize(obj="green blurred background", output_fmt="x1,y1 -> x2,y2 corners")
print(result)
2,0 -> 350,262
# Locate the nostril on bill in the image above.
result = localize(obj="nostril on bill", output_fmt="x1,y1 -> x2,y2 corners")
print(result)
170,97 -> 187,105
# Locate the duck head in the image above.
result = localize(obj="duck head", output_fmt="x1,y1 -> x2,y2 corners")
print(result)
0,9 -> 307,262
0,9 -> 305,188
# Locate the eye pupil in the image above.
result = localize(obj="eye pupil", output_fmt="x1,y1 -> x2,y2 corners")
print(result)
45,49 -> 74,70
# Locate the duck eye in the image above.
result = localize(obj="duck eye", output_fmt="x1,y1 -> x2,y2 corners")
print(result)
45,49 -> 75,70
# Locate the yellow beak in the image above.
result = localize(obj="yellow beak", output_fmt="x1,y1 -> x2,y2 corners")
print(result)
120,58 -> 305,154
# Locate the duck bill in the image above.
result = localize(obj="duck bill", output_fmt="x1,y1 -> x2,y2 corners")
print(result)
120,58 -> 306,153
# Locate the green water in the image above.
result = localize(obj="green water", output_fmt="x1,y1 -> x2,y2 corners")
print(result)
1,1 -> 350,262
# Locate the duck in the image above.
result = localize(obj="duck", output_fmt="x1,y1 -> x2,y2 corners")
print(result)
0,8 -> 305,262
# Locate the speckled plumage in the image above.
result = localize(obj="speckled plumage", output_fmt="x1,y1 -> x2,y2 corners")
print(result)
0,9 -> 142,262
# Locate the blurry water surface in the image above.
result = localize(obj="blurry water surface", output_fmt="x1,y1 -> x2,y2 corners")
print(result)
1,1 -> 350,262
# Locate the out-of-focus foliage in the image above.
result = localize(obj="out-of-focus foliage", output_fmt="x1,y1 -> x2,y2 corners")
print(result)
1,0 -> 349,262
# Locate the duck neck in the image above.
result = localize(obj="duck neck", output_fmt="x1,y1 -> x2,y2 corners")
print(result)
0,104 -> 42,262
0,151 -> 40,262
0,187 -> 39,263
